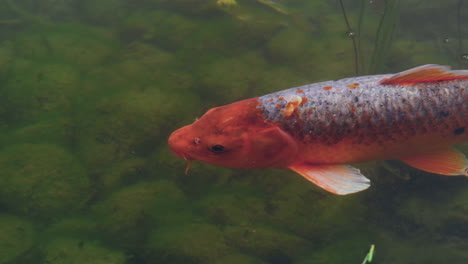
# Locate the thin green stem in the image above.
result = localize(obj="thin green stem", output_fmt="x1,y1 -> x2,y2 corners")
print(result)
338,0 -> 359,75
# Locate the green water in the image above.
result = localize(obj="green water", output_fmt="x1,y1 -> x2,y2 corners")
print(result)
0,0 -> 466,263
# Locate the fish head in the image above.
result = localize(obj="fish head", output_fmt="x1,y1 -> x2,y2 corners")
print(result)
168,98 -> 298,169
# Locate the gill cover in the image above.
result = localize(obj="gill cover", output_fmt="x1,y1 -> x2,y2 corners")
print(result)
243,126 -> 298,168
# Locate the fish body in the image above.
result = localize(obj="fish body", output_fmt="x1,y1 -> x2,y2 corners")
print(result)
169,65 -> 468,195
258,73 -> 467,163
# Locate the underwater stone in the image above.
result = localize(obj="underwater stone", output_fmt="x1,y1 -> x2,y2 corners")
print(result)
80,0 -> 128,25
42,217 -> 98,240
13,24 -> 117,67
45,0 -> 76,19
1,118 -> 74,147
397,179 -> 468,237
0,214 -> 34,264
42,238 -> 126,264
158,0 -> 223,17
215,253 -> 267,264
375,229 -> 468,264
99,158 -> 148,192
145,223 -> 233,264
0,144 -> 91,218
93,180 -> 187,249
2,61 -> 80,123
0,45 -> 13,76
120,10 -> 198,51
223,225 -> 311,262
196,51 -> 268,101
197,192 -> 268,227
94,42 -> 182,89
9,33 -> 50,59
76,87 -> 199,173
297,233 -> 373,264
258,172 -> 367,238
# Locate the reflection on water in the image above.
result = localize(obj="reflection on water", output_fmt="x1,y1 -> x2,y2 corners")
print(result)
0,0 -> 466,263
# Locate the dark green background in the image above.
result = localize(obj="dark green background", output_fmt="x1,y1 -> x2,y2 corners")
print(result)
0,0 -> 466,263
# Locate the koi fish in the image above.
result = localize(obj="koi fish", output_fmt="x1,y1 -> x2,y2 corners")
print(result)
168,65 -> 468,195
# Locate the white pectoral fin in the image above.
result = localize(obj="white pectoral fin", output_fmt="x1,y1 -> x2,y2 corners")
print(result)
289,163 -> 371,195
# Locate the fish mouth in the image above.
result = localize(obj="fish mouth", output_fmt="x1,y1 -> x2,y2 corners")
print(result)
168,127 -> 191,159
168,126 -> 195,174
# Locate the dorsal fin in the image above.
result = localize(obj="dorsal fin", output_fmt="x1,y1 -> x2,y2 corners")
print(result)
380,64 -> 468,85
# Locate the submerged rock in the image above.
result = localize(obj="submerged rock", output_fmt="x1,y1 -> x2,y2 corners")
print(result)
216,253 -> 267,264
0,214 -> 34,264
196,51 -> 268,101
76,87 -> 200,173
145,223 -> 233,264
93,180 -> 187,249
223,225 -> 312,263
2,60 -> 80,123
0,144 -> 91,218
42,237 -> 126,264
12,24 -> 117,67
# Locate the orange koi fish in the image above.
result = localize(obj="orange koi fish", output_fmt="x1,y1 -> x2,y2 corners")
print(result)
168,65 -> 468,195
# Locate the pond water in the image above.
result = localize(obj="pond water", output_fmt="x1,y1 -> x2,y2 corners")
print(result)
0,0 -> 466,263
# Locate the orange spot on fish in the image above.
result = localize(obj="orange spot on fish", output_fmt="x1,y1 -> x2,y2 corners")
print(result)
284,101 -> 301,117
460,88 -> 465,92
323,86 -> 332,91
351,106 -> 357,113
296,89 -> 304,93
347,83 -> 360,89
276,104 -> 282,109
281,95 -> 303,118
279,97 -> 284,100
300,97 -> 308,105
268,98 -> 274,102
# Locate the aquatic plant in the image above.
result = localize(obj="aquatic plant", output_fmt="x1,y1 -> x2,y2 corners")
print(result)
339,0 -> 401,74
456,0 -> 467,67
361,244 -> 375,264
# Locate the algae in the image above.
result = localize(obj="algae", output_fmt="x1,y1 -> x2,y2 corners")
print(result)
0,144 -> 91,218
0,1 -> 465,263
0,214 -> 34,264
42,238 -> 126,264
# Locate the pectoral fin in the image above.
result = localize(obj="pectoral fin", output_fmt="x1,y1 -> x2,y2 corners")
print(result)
399,148 -> 468,176
288,163 -> 371,195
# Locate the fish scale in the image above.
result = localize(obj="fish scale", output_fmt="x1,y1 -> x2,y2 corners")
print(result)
257,75 -> 467,145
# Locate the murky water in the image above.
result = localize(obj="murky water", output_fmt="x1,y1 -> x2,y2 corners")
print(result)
0,0 -> 466,263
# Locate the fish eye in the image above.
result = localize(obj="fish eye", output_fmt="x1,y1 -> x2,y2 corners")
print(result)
210,145 -> 225,153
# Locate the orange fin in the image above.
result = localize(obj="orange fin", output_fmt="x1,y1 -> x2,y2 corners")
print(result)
288,163 -> 370,195
380,64 -> 468,85
399,148 -> 468,176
